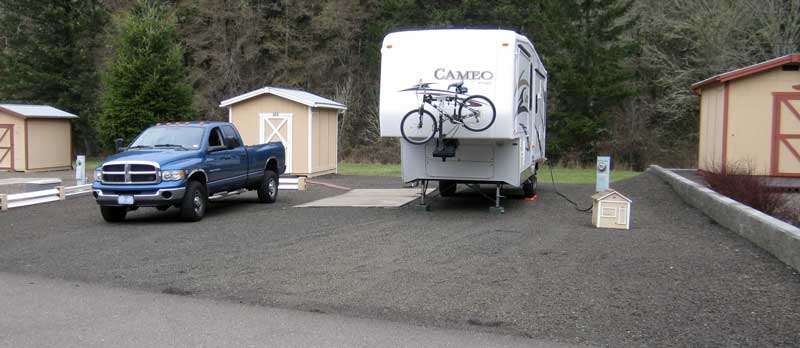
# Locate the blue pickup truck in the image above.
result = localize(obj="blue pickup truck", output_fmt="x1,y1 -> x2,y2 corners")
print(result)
92,121 -> 285,222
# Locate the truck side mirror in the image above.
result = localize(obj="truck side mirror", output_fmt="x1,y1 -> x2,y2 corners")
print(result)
115,138 -> 125,152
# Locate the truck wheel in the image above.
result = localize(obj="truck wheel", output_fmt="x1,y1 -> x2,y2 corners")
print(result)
523,175 -> 537,198
438,180 -> 457,197
180,180 -> 207,222
100,206 -> 127,222
100,206 -> 128,222
257,170 -> 278,203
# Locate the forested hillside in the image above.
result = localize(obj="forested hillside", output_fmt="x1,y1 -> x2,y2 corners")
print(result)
1,0 -> 798,168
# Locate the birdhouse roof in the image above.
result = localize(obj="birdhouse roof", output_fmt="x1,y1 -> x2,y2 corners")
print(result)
591,189 -> 631,203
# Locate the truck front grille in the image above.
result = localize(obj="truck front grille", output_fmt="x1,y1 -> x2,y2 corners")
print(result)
101,163 -> 160,184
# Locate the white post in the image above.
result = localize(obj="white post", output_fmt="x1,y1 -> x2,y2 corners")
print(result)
596,156 -> 610,192
75,155 -> 86,185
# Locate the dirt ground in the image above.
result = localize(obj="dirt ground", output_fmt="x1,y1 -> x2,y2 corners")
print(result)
0,173 -> 798,347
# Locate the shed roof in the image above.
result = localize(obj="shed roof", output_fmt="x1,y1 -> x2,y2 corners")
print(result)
219,87 -> 347,110
0,104 -> 78,119
591,189 -> 632,202
691,53 -> 800,92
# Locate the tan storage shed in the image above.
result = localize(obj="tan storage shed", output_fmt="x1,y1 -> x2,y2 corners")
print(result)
692,53 -> 800,177
0,104 -> 77,172
219,87 -> 346,177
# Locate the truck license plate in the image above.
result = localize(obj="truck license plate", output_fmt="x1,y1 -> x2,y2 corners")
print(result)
117,195 -> 134,205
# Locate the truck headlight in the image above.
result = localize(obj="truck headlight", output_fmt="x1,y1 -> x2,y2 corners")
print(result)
161,170 -> 186,181
94,170 -> 103,181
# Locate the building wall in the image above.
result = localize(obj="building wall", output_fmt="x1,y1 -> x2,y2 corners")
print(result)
311,108 -> 338,173
697,84 -> 725,171
26,118 -> 72,170
0,111 -> 26,171
727,68 -> 800,174
228,94 -> 310,174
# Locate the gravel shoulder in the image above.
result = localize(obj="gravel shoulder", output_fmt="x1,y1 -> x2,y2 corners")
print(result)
0,173 -> 798,347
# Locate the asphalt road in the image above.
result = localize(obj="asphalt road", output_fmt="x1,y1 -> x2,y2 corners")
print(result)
1,272 -> 573,348
0,172 -> 798,347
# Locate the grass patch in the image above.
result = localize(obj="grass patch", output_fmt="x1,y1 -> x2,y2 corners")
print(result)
338,162 -> 401,176
542,167 -> 641,185
338,162 -> 641,184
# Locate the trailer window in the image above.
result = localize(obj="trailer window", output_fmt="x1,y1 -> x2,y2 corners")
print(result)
531,67 -> 535,113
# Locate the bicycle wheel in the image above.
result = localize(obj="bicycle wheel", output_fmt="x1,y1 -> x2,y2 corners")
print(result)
400,109 -> 437,144
458,95 -> 496,132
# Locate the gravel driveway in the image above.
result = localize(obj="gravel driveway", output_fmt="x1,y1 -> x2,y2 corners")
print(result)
0,173 -> 798,347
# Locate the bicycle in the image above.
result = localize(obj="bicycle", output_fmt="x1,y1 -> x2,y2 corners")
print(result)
399,81 -> 496,145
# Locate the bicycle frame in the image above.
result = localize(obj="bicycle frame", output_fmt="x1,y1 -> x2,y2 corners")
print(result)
414,86 -> 469,140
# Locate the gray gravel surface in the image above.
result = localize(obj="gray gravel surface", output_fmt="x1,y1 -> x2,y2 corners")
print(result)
1,173 -> 799,347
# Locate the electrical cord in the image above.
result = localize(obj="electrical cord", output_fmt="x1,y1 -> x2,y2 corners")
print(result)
545,162 -> 593,212
531,111 -> 593,213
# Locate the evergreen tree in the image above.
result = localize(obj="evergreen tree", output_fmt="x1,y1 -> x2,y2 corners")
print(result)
98,0 -> 193,148
0,0 -> 108,155
534,0 -> 637,162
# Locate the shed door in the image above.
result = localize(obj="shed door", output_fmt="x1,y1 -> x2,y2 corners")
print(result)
771,94 -> 800,176
0,125 -> 13,170
260,113 -> 292,173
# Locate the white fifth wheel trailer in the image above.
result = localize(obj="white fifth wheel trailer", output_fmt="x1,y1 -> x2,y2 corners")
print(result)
379,29 -> 548,211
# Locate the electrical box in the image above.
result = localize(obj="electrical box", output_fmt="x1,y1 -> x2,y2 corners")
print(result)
596,156 -> 610,192
75,155 -> 86,185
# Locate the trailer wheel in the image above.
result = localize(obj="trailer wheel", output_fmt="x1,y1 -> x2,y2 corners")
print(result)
522,175 -> 537,198
438,180 -> 457,197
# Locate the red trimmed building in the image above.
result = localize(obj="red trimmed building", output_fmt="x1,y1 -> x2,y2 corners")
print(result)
692,54 -> 800,177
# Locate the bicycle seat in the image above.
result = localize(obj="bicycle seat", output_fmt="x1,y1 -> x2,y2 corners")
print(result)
448,82 -> 468,94
448,81 -> 464,90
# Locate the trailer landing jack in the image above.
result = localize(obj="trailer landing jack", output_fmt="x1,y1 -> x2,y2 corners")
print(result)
463,183 -> 505,214
490,184 -> 505,214
415,180 -> 432,211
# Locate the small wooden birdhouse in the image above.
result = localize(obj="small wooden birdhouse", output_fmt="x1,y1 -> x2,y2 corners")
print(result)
591,189 -> 632,230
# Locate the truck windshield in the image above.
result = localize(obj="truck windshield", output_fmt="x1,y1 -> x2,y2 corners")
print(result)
129,127 -> 204,150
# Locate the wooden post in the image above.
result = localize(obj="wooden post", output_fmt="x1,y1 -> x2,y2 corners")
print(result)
57,186 -> 65,200
0,194 -> 7,211
297,177 -> 306,191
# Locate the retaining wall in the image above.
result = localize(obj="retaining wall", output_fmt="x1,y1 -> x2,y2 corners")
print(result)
650,165 -> 800,271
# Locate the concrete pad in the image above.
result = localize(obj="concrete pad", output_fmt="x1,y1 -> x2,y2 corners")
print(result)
295,188 -> 433,208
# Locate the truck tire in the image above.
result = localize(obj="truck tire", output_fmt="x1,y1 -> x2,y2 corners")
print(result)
180,180 -> 207,222
438,180 -> 457,197
522,175 -> 537,198
100,206 -> 127,222
257,170 -> 279,203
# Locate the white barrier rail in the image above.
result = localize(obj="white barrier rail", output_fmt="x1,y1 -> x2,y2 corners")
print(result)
1,177 -> 306,211
279,177 -> 305,191
65,184 -> 92,197
0,187 -> 64,210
